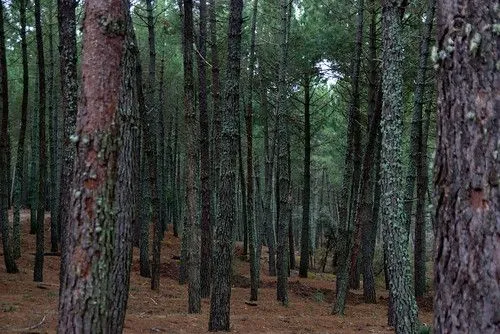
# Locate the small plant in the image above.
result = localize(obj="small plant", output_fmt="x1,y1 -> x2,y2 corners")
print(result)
419,323 -> 432,334
313,290 -> 324,303
1,303 -> 18,312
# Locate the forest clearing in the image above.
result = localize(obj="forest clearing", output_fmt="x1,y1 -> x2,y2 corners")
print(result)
0,211 -> 434,333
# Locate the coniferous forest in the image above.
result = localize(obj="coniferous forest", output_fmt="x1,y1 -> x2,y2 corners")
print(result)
0,0 -> 498,333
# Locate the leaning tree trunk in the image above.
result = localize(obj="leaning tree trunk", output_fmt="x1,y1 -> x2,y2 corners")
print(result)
0,1 -> 19,274
57,0 -> 126,331
12,0 -> 29,259
33,0 -> 47,283
434,0 -> 499,332
379,1 -> 418,332
57,0 -> 78,285
208,0 -> 243,330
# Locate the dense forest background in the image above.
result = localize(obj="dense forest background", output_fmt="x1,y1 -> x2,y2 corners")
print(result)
0,0 -> 497,333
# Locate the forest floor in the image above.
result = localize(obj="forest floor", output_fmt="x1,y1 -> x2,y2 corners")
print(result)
0,211 -> 433,333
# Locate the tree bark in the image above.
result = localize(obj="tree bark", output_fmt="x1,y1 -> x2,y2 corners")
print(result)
57,0 -> 126,330
208,0 -> 243,329
434,1 -> 499,332
0,1 -> 19,274
34,0 -> 47,283
379,1 -> 418,332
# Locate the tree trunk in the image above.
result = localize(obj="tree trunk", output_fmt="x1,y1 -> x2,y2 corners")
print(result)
34,0 -> 47,283
0,1 -> 19,274
411,0 -> 435,299
333,0 -> 365,315
57,0 -> 126,330
198,0 -> 212,300
379,1 -> 418,332
208,0 -> 243,329
434,1 -> 499,332
57,0 -> 78,285
299,72 -> 311,278
12,0 -> 29,259
276,0 -> 291,306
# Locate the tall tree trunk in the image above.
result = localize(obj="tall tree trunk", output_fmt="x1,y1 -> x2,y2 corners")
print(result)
333,0 -> 365,315
0,1 -> 19,274
379,1 -> 418,332
276,0 -> 291,306
410,0 -> 435,298
262,83 -> 277,276
208,0 -> 243,329
182,0 -> 201,313
57,0 -> 126,330
12,0 -> 30,259
299,72 -> 311,278
48,0 -> 59,254
57,0 -> 78,285
138,147 -> 151,278
109,8 -> 140,332
34,0 -> 47,283
238,122 -> 248,255
198,0 -> 212,300
246,0 -> 259,302
434,0 -> 499,332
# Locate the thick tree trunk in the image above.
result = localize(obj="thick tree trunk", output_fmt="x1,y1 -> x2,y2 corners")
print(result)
434,1 -> 499,332
198,0 -> 212,300
57,0 -> 78,285
0,1 -> 19,274
379,1 -> 418,332
208,0 -> 243,330
57,0 -> 126,331
34,0 -> 47,283
12,0 -> 29,260
299,73 -> 311,278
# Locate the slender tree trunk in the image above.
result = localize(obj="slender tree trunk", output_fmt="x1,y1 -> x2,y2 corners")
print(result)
434,0 -> 499,332
198,0 -> 212,300
138,147 -> 151,278
379,1 -> 418,332
34,0 -> 47,283
181,0 -> 201,313
57,0 -> 78,285
333,0 -> 365,315
208,0 -> 243,329
299,73 -> 311,278
276,0 -> 291,306
246,0 -> 259,302
57,0 -> 126,330
0,1 -> 19,274
12,0 -> 29,259
410,0 -> 435,298
238,123 -> 248,255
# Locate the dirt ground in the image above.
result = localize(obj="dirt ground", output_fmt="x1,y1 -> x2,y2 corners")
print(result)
0,211 -> 433,333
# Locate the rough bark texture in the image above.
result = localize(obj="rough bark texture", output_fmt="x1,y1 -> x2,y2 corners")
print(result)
108,7 -> 139,332
12,0 -> 29,259
198,0 -> 212,300
57,0 -> 126,331
208,0 -> 243,329
57,0 -> 78,284
434,1 -> 499,332
299,73 -> 311,278
0,1 -> 19,274
379,1 -> 418,332
34,0 -> 47,283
